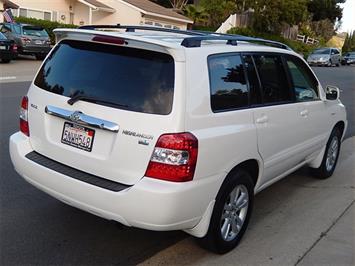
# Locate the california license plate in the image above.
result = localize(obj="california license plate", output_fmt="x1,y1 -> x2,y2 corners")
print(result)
35,40 -> 43,45
61,122 -> 95,152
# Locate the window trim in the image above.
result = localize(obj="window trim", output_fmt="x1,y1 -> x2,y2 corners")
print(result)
207,52 -> 250,113
244,52 -> 296,106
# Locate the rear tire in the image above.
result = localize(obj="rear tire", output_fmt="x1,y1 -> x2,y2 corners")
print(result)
311,127 -> 342,179
1,59 -> 11,63
198,169 -> 254,254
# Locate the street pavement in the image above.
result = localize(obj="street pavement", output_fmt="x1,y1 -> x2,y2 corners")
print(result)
0,59 -> 354,265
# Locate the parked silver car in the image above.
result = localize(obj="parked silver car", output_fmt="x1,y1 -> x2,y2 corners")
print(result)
307,47 -> 341,67
0,22 -> 51,60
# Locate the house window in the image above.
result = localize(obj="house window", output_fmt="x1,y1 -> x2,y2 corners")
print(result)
18,7 -> 53,21
173,26 -> 180,30
144,21 -> 153,25
154,22 -> 163,27
19,8 -> 27,17
164,25 -> 172,28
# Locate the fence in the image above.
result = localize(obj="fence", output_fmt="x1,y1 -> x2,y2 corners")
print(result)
296,34 -> 319,45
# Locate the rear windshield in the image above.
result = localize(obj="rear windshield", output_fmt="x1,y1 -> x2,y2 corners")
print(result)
23,26 -> 49,37
34,40 -> 175,115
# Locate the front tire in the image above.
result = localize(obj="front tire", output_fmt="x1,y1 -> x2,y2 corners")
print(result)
198,169 -> 254,254
1,58 -> 11,63
311,127 -> 342,179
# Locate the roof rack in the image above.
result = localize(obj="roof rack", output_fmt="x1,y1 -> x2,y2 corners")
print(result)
78,24 -> 292,50
78,24 -> 206,36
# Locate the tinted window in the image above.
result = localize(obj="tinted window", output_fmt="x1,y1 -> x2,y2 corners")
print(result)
253,55 -> 292,104
0,32 -> 6,39
243,55 -> 261,105
23,26 -> 49,37
286,56 -> 319,102
34,40 -> 175,115
209,54 -> 248,111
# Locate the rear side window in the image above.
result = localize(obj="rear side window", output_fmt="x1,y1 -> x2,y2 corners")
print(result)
208,54 -> 248,112
253,55 -> 292,104
286,56 -> 319,102
34,40 -> 175,115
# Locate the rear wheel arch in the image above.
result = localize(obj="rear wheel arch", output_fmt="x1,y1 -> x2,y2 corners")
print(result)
225,159 -> 260,188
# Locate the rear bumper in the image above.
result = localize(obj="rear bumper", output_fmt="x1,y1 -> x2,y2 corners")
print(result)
19,46 -> 51,55
9,132 -> 220,233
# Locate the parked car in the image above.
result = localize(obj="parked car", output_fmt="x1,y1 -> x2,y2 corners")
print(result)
307,47 -> 341,66
0,22 -> 51,60
0,32 -> 17,63
341,51 -> 355,65
9,26 -> 347,254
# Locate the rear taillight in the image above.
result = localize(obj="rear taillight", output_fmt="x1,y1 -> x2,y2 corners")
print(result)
145,133 -> 198,182
12,44 -> 17,51
20,96 -> 29,136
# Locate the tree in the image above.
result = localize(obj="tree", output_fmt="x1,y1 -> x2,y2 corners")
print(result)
251,0 -> 309,34
184,4 -> 208,24
200,0 -> 236,27
310,19 -> 336,41
308,0 -> 345,23
169,0 -> 189,10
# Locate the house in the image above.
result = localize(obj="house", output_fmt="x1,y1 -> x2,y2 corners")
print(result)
7,0 -> 192,29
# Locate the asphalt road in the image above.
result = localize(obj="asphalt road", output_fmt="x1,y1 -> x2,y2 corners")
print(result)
0,62 -> 354,265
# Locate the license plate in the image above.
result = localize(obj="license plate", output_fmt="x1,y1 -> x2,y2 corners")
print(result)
0,45 -> 6,50
61,122 -> 95,152
35,40 -> 43,45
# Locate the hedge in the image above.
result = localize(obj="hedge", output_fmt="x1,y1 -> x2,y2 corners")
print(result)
14,16 -> 77,43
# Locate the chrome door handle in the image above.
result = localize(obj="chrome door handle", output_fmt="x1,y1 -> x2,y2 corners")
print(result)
300,109 -> 309,117
45,105 -> 119,133
256,115 -> 268,124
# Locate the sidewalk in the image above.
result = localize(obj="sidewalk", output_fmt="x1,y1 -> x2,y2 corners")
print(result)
141,137 -> 355,266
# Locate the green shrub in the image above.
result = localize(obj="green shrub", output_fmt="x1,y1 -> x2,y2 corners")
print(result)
227,27 -> 319,58
14,16 -> 77,43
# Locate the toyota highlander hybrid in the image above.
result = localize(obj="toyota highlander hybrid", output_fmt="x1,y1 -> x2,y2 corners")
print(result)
9,25 -> 347,254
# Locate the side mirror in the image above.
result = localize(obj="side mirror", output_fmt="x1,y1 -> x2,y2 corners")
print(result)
326,85 -> 339,100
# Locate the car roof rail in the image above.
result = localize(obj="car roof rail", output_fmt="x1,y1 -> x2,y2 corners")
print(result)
78,24 -> 291,50
78,24 -> 206,36
181,34 -> 292,50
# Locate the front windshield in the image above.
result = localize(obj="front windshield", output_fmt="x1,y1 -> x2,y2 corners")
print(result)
312,49 -> 330,55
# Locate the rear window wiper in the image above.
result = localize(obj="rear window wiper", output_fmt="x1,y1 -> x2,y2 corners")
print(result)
67,94 -> 131,109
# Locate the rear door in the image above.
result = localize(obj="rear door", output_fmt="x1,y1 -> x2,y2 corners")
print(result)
27,38 -> 179,185
251,54 -> 306,182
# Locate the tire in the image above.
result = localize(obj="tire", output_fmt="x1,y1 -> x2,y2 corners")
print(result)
198,169 -> 254,254
311,127 -> 342,179
35,54 -> 46,60
1,59 -> 11,63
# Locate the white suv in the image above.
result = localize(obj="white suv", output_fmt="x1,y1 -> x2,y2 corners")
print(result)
10,26 -> 347,254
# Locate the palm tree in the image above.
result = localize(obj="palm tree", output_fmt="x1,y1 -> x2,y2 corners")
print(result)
184,4 -> 208,24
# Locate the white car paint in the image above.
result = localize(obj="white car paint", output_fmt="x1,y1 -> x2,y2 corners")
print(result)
9,28 -> 347,238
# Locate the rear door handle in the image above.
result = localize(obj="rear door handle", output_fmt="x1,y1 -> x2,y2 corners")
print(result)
256,115 -> 268,124
300,109 -> 309,117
